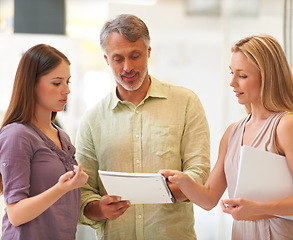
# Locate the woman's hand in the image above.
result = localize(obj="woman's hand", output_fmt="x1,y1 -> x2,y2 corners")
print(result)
57,164 -> 88,192
159,169 -> 199,202
221,198 -> 261,220
7,164 -> 89,227
159,169 -> 191,186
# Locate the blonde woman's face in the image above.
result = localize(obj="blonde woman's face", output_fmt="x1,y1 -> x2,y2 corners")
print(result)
229,51 -> 261,107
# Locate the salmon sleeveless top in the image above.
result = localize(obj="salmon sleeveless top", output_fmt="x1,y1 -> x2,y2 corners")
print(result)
224,112 -> 293,240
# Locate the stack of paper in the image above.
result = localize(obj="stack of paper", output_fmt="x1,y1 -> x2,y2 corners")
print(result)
98,170 -> 176,204
234,145 -> 293,220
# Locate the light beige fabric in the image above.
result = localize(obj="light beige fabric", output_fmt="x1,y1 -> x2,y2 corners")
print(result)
75,76 -> 210,240
225,112 -> 293,240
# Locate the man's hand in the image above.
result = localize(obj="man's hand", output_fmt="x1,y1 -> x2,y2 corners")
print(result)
99,195 -> 131,220
84,196 -> 130,221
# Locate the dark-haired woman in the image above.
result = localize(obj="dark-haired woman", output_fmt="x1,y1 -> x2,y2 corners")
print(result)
0,44 -> 88,240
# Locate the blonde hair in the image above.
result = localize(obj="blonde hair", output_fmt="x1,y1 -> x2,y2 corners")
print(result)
231,34 -> 293,113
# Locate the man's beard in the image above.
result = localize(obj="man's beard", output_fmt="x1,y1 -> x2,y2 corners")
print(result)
115,68 -> 148,91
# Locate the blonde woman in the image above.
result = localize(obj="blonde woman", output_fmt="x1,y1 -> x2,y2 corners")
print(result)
160,34 -> 293,239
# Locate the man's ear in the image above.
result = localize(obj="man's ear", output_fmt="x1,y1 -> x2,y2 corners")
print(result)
148,46 -> 151,58
104,54 -> 109,65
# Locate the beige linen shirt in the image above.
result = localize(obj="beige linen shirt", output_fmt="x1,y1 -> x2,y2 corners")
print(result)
75,76 -> 210,240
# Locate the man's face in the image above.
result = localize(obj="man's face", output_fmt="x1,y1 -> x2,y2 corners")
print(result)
104,32 -> 151,91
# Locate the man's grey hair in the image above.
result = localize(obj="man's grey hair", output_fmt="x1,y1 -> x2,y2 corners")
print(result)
100,14 -> 151,54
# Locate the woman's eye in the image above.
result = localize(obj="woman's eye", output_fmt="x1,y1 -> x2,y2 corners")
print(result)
239,75 -> 247,79
53,83 -> 61,86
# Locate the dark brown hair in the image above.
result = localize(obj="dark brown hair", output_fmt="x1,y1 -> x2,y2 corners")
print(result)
0,44 -> 70,194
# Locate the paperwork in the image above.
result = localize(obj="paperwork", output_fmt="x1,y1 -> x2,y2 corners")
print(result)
98,170 -> 176,204
234,145 -> 293,220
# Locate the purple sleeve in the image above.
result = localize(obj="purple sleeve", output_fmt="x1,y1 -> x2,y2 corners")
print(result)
0,124 -> 32,204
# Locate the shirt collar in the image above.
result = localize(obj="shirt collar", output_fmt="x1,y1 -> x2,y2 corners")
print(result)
108,75 -> 168,110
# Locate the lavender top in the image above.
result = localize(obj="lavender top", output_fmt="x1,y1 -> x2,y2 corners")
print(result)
0,122 -> 81,240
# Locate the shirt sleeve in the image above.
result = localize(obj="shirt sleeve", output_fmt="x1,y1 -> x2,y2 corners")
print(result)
181,93 -> 210,185
0,125 -> 32,204
75,115 -> 106,229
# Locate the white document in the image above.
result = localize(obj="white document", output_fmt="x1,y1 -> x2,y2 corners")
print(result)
98,170 -> 176,204
234,145 -> 293,220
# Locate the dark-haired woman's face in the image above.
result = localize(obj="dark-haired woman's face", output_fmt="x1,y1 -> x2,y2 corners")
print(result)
35,60 -> 71,115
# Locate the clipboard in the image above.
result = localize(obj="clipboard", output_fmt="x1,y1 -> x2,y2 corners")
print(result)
234,145 -> 293,220
98,170 -> 176,204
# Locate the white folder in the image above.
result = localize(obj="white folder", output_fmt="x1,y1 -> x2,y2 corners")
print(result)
234,145 -> 293,220
98,170 -> 175,204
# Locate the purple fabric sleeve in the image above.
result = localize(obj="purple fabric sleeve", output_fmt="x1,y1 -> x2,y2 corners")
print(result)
0,123 -> 81,240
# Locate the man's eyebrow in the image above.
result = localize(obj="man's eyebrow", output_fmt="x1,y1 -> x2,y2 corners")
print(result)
130,50 -> 141,54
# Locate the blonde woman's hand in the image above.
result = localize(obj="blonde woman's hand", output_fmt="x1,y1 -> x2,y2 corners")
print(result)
221,198 -> 262,220
159,169 -> 190,186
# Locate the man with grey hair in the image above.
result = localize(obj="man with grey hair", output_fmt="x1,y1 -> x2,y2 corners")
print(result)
76,14 -> 210,240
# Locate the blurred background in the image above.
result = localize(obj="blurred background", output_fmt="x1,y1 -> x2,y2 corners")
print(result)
0,0 -> 292,239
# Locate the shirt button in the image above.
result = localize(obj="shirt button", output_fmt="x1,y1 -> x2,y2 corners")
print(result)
136,110 -> 139,114
136,160 -> 140,163
60,157 -> 65,161
138,215 -> 142,219
3,163 -> 7,167
72,155 -> 76,159
136,135 -> 139,138
68,146 -> 71,150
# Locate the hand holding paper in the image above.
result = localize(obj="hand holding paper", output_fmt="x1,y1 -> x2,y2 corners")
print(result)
233,146 -> 293,220
98,170 -> 176,204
